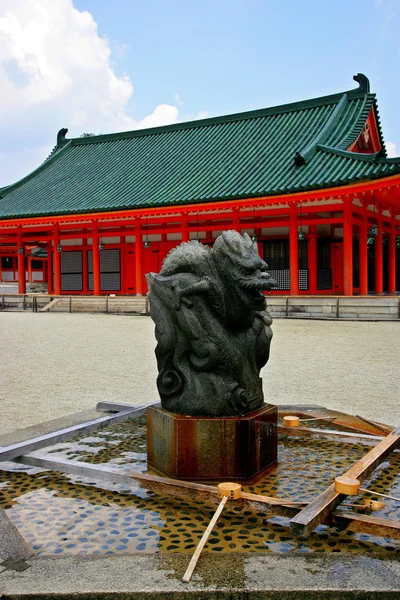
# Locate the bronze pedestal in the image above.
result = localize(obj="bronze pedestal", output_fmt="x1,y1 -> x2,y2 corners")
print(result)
147,403 -> 277,482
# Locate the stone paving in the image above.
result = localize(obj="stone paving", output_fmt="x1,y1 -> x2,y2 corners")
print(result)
0,313 -> 399,435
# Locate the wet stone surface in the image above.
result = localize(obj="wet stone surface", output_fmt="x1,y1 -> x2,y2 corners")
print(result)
0,416 -> 399,557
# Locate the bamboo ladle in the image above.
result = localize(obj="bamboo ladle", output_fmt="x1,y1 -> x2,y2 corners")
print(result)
182,482 -> 241,583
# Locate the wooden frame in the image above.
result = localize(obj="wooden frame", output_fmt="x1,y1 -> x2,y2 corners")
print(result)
0,402 -> 399,542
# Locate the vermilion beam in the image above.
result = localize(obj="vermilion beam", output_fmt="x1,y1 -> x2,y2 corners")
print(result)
1,174 -> 400,229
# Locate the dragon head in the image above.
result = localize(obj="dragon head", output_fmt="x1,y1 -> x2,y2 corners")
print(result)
213,231 -> 276,325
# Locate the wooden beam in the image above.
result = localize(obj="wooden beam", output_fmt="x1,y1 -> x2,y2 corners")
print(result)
12,453 -> 301,513
289,425 -> 400,538
333,511 -> 400,535
0,403 -> 156,462
11,454 -> 399,539
277,425 -> 382,446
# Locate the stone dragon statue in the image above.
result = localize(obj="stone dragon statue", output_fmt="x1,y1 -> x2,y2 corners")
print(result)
146,231 -> 276,416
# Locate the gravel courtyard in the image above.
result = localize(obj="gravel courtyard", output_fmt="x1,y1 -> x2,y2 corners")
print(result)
0,312 -> 399,436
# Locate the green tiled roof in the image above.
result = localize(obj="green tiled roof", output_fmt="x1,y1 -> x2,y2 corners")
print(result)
1,74 -> 400,220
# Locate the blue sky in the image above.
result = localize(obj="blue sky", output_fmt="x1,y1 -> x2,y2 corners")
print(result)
0,0 -> 399,187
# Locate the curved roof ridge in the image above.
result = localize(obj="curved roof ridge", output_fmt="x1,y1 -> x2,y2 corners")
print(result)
317,144 -> 400,163
59,75 -> 371,147
294,94 -> 348,165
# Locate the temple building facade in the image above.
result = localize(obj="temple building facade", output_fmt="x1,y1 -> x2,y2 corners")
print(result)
0,73 -> 399,297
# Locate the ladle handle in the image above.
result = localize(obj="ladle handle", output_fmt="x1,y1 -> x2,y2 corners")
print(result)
359,488 -> 400,503
182,495 -> 228,583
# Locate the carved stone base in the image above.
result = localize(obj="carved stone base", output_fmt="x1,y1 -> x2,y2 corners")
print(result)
147,404 -> 277,482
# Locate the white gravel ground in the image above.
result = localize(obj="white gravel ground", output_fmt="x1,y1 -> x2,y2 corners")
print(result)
0,312 -> 399,435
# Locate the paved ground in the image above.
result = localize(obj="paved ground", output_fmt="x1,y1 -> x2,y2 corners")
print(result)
0,312 -> 399,435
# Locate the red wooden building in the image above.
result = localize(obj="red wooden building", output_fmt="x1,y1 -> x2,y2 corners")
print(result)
1,73 -> 399,297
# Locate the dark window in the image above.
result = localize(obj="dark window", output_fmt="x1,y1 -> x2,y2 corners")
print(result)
264,240 -> 308,291
298,239 -> 308,269
264,239 -> 308,269
61,251 -> 83,291
88,248 -> 121,291
317,239 -> 332,290
31,260 -> 42,269
1,256 -> 13,269
264,241 -> 289,269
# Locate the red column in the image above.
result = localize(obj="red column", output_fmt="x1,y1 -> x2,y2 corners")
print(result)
343,202 -> 353,296
17,226 -> 26,294
232,208 -> 240,233
47,250 -> 53,294
135,218 -> 143,295
17,251 -> 26,294
374,216 -> 383,294
92,225 -> 101,296
388,227 -> 397,293
181,213 -> 189,242
27,257 -> 33,283
308,225 -> 317,294
42,258 -> 48,283
289,205 -> 299,295
53,226 -> 61,295
359,218 -> 368,295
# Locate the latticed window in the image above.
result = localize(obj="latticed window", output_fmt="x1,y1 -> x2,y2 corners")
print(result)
264,241 -> 289,269
61,251 -> 83,291
88,248 -> 121,291
264,240 -> 307,269
263,240 -> 308,291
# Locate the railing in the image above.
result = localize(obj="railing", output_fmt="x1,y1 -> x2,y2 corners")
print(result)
0,294 -> 150,315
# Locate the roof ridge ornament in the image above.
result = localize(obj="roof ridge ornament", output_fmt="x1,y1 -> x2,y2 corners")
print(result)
57,128 -> 68,147
353,73 -> 370,95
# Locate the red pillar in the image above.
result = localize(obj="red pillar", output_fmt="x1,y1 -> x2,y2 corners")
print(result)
27,257 -> 33,283
47,250 -> 53,294
289,205 -> 299,295
53,225 -> 61,295
135,218 -> 143,295
308,225 -> 317,294
43,259 -> 48,283
388,227 -> 397,293
17,226 -> 26,294
343,202 -> 353,296
374,216 -> 383,294
232,208 -> 240,233
17,251 -> 26,294
181,213 -> 189,242
359,218 -> 368,295
92,225 -> 101,296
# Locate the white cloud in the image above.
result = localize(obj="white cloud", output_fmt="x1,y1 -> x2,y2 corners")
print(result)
386,141 -> 398,157
0,0 -> 182,186
174,93 -> 186,106
196,111 -> 209,120
137,104 -> 179,129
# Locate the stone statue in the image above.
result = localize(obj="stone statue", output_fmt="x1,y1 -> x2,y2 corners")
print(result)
146,231 -> 276,417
